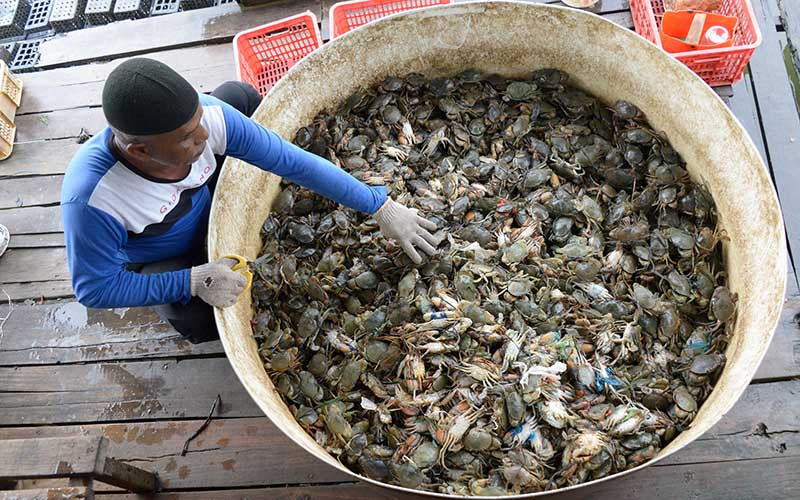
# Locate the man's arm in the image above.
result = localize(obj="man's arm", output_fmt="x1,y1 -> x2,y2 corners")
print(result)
62,201 -> 191,308
210,95 -> 388,214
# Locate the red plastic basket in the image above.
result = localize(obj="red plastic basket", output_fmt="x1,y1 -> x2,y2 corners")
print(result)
233,12 -> 323,96
630,0 -> 762,86
329,0 -> 451,39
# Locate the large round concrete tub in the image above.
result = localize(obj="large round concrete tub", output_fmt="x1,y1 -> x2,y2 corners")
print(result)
209,2 -> 786,497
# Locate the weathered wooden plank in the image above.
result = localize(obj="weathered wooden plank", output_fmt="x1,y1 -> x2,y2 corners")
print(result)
750,0 -> 800,284
0,280 -> 74,302
787,255 -> 800,298
7,233 -> 65,249
778,0 -> 800,73
0,247 -> 68,283
0,175 -> 62,209
19,44 -> 235,114
2,381 -> 798,491
0,419 -> 351,490
96,455 -> 159,494
755,296 -> 800,380
5,381 -> 797,493
666,379 -> 800,454
0,487 -> 92,500
0,436 -> 157,493
729,68 -> 768,162
100,454 -> 800,499
0,436 -> 102,478
38,0 -> 319,69
0,357 -> 261,425
1,206 -> 63,234
0,302 -> 223,366
0,139 -> 81,178
16,108 -> 106,143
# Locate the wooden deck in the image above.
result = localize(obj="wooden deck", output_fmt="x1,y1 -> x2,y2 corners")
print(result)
0,0 -> 798,498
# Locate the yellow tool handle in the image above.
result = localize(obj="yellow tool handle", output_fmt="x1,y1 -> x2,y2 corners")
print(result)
223,254 -> 253,291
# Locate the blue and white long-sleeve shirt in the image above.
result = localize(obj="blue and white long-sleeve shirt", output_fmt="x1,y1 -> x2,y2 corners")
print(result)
62,94 -> 387,308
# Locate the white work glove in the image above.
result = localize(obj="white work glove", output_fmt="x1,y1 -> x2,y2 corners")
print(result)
190,258 -> 247,308
374,198 -> 442,264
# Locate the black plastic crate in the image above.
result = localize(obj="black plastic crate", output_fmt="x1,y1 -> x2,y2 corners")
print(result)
150,0 -> 175,15
24,0 -> 52,32
49,0 -> 86,32
0,0 -> 31,38
178,0 -> 212,10
113,0 -> 148,19
84,0 -> 113,24
10,35 -> 46,70
215,0 -> 234,4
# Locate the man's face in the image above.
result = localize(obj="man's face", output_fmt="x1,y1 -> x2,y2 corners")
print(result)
134,105 -> 209,178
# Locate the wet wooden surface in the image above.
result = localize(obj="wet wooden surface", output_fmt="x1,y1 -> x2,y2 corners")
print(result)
0,487 -> 92,500
1,0 -> 799,498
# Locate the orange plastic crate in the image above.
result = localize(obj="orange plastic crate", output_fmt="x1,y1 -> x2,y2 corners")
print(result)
631,0 -> 762,86
234,12 -> 323,96
330,0 -> 451,39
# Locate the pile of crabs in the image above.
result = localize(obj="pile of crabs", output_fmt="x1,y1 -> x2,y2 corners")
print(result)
248,69 -> 736,496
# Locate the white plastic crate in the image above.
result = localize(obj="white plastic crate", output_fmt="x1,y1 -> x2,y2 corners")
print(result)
0,0 -> 31,38
9,36 -> 46,71
49,0 -> 86,32
113,0 -> 149,19
23,0 -> 53,31
84,0 -> 114,25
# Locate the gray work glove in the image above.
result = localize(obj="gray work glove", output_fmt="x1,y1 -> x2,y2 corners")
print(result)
190,258 -> 247,308
375,198 -> 442,264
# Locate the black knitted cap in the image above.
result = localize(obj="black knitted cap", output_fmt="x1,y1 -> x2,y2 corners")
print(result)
102,58 -> 199,136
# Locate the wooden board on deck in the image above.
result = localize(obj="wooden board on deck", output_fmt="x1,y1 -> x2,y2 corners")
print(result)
0,281 -> 74,302
730,70 -> 768,162
0,247 -> 68,283
0,487 -> 91,500
0,302 -> 222,366
0,418 -> 350,489
1,206 -> 63,235
7,233 -> 65,249
0,357 -> 261,425
779,0 -> 800,71
101,454 -> 800,500
750,0 -> 800,285
15,108 -> 106,143
20,44 -> 236,115
0,175 -> 63,209
755,295 -> 800,381
0,139 -> 81,178
37,0 -> 319,69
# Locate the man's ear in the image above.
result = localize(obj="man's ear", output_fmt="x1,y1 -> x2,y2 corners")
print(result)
125,141 -> 151,163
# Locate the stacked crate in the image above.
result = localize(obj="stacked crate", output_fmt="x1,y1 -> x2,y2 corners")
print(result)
84,0 -> 114,25
0,59 -> 22,158
149,0 -> 176,15
0,0 -> 31,38
9,35 -> 44,70
23,0 -> 52,32
178,0 -> 212,10
49,0 -> 86,31
113,0 -> 149,20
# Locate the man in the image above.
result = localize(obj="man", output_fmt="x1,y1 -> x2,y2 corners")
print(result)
62,58 -> 442,343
